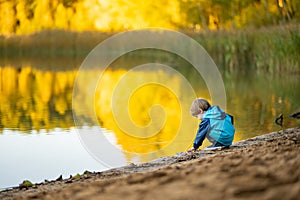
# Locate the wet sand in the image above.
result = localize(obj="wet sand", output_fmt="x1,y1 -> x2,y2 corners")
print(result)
1,127 -> 299,200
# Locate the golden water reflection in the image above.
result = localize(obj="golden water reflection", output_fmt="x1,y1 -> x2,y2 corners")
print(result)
71,67 -> 205,155
1,65 -> 299,161
0,66 -> 202,157
0,66 -> 76,132
93,69 -> 199,154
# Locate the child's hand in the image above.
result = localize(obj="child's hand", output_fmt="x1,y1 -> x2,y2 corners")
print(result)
187,147 -> 195,152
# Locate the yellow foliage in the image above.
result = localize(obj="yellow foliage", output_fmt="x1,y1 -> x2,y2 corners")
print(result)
0,0 -> 299,34
0,1 -> 16,34
54,3 -> 72,30
32,0 -> 54,30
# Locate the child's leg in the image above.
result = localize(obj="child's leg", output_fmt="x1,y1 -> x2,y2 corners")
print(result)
207,141 -> 226,148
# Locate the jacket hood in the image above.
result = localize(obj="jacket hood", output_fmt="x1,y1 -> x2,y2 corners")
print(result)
203,106 -> 226,120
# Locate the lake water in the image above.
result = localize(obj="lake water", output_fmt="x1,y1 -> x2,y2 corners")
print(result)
0,53 -> 299,189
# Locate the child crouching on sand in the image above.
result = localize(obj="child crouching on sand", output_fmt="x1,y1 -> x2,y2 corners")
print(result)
188,98 -> 235,152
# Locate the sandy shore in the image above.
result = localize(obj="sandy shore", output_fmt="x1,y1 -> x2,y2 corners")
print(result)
1,127 -> 299,200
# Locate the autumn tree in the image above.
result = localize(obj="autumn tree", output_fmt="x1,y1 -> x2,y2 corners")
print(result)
0,0 -> 299,34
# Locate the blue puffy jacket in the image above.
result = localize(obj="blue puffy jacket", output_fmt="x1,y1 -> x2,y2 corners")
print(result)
193,106 -> 235,149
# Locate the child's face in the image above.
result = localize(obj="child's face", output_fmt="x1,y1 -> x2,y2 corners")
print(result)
196,109 -> 204,120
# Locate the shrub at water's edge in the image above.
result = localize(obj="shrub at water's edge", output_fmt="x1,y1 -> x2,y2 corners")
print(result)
189,25 -> 300,73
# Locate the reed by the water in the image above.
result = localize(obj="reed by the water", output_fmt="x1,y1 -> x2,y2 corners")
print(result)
0,25 -> 299,72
